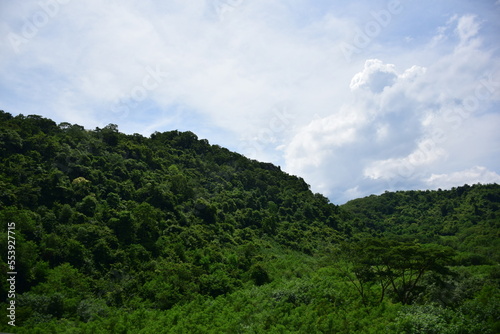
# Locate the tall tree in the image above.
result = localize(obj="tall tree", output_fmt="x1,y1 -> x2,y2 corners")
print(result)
341,238 -> 455,304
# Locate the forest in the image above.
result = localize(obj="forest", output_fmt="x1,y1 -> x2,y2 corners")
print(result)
0,110 -> 498,333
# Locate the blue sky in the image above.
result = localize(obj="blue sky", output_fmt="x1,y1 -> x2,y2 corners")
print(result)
1,0 -> 500,203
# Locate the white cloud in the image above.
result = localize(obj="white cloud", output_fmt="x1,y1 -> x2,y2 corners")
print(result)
284,13 -> 500,203
349,59 -> 398,93
284,58 -> 431,198
426,166 -> 500,189
455,14 -> 481,45
364,139 -> 448,180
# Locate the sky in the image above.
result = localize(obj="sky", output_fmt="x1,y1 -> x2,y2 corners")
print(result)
1,0 -> 500,204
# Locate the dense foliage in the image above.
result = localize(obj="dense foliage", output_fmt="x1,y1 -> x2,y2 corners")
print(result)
0,110 -> 498,333
342,185 -> 500,265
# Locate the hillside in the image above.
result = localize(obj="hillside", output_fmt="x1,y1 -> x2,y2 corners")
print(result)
0,111 -> 499,333
342,185 -> 500,264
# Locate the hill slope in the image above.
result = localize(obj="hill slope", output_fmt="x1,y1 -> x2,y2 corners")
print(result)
342,185 -> 500,264
0,110 -> 498,333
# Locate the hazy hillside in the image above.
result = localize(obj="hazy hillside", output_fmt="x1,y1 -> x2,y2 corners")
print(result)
0,111 -> 498,333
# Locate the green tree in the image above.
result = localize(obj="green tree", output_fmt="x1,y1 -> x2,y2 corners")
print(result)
341,238 -> 455,305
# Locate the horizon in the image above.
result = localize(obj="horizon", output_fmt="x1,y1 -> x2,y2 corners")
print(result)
1,0 -> 500,203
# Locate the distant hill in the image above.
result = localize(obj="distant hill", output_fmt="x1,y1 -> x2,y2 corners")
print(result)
0,110 -> 498,333
342,184 -> 500,264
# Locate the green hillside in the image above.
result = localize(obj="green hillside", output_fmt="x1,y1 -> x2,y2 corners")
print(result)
0,111 -> 498,333
342,185 -> 500,264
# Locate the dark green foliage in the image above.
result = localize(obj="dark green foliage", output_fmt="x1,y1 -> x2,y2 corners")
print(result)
0,110 -> 498,332
342,185 -> 500,262
249,263 -> 272,286
340,238 -> 455,305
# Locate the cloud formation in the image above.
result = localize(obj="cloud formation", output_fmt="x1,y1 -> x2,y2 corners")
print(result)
1,0 -> 499,204
284,13 -> 500,203
426,166 -> 500,190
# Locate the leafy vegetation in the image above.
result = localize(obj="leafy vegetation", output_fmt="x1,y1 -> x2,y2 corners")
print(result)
0,110 -> 498,333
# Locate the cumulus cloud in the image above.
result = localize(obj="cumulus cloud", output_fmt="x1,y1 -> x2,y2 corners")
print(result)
349,59 -> 398,93
364,139 -> 448,180
426,166 -> 500,189
284,14 -> 500,203
285,58 -> 431,199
